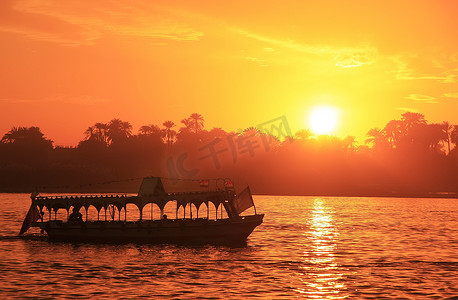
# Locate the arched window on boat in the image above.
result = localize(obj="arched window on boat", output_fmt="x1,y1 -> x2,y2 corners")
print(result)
207,202 -> 218,221
176,202 -> 186,219
196,202 -> 208,219
216,203 -> 228,220
125,203 -> 140,222
113,205 -> 124,221
149,203 -> 162,220
53,205 -> 67,222
180,202 -> 199,219
86,205 -> 99,222
163,201 -> 177,220
141,203 -> 153,220
103,203 -> 118,221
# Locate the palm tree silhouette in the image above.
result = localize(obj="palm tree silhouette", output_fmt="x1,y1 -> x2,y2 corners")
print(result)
451,125 -> 458,150
384,120 -> 402,148
1,126 -> 53,149
241,127 -> 262,137
2,126 -> 51,143
343,135 -> 358,152
189,113 -> 204,134
365,127 -> 385,148
162,120 -> 176,150
107,118 -> 132,145
424,123 -> 444,152
139,124 -> 161,136
441,121 -> 455,155
180,118 -> 192,131
84,126 -> 95,141
206,127 -> 227,140
83,123 -> 109,148
401,112 -> 427,132
94,123 -> 109,143
294,129 -> 314,140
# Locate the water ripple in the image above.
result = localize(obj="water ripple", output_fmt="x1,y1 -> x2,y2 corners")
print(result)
0,194 -> 457,298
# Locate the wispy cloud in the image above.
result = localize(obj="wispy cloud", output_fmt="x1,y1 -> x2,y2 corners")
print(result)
391,55 -> 457,83
0,1 -> 203,45
443,92 -> 458,99
230,27 -> 378,68
0,94 -> 110,105
244,56 -> 268,67
405,94 -> 438,104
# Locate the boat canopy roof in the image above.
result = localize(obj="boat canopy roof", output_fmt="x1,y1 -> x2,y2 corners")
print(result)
33,177 -> 234,212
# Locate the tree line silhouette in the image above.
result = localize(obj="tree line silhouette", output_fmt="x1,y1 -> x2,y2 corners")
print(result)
1,112 -> 458,196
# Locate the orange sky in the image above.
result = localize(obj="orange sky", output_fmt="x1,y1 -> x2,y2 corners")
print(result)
1,0 -> 458,146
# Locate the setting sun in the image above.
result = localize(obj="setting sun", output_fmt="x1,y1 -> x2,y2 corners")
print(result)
309,106 -> 339,135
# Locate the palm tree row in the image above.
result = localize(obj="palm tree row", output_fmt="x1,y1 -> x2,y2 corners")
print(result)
365,112 -> 458,154
1,126 -> 52,145
82,114 -> 205,150
2,111 -> 457,156
84,119 -> 133,146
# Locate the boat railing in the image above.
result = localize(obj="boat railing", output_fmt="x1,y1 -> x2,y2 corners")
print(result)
35,194 -> 129,201
35,189 -> 229,201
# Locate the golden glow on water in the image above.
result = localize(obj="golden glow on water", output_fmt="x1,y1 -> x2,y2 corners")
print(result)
297,199 -> 345,299
2,195 -> 457,298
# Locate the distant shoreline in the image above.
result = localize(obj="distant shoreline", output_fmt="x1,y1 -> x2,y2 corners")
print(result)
2,187 -> 457,199
255,192 -> 458,199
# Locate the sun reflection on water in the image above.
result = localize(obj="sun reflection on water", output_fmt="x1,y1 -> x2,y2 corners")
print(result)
296,198 -> 345,299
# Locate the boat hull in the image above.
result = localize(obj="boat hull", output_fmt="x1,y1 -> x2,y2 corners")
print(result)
33,214 -> 264,245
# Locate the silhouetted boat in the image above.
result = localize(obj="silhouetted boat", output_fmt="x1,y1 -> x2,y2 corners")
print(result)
19,177 -> 264,245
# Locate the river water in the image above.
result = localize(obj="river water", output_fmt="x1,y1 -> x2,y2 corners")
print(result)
0,194 -> 457,299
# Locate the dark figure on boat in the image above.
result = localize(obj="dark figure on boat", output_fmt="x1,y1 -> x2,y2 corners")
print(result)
68,207 -> 83,222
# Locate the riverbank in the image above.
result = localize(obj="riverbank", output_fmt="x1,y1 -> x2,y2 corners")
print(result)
3,185 -> 457,199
